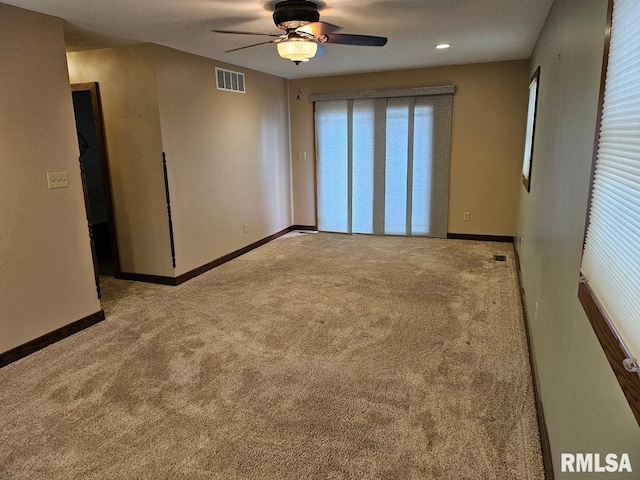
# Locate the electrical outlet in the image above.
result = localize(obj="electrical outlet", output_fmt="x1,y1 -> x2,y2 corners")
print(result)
244,223 -> 248,233
47,172 -> 69,189
463,212 -> 470,222
298,151 -> 307,161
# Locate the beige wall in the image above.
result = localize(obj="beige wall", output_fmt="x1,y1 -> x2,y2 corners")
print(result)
289,60 -> 530,236
68,44 -> 292,278
67,45 -> 174,277
0,4 -> 101,353
516,0 -> 640,475
153,47 -> 292,276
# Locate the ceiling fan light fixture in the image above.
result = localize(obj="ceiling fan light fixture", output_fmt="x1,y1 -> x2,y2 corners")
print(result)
276,34 -> 318,62
216,0 -> 386,62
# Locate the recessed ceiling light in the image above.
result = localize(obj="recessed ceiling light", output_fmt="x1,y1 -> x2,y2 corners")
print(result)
436,43 -> 451,49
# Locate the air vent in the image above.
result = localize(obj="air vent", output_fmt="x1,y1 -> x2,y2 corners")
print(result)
494,255 -> 507,262
216,67 -> 245,93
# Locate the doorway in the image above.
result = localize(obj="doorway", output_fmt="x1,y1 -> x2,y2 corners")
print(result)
71,82 -> 120,289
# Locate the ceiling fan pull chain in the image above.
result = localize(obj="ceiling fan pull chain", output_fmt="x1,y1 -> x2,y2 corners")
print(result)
296,63 -> 302,101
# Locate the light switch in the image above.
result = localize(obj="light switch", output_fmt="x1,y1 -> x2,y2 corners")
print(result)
47,172 -> 69,189
298,151 -> 307,161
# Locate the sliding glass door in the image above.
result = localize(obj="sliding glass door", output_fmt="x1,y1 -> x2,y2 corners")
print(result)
316,92 -> 452,237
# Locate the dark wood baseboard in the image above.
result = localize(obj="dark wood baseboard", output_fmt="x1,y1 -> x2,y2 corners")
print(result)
292,224 -> 318,231
0,310 -> 105,369
447,233 -> 515,243
0,226 -> 309,366
117,272 -> 177,285
115,226 -> 303,287
174,225 -> 296,285
514,247 -> 554,480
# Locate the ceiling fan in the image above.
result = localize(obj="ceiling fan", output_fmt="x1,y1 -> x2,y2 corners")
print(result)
211,0 -> 387,64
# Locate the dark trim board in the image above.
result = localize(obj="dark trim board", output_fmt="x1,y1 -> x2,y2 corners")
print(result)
292,224 -> 318,231
0,310 -> 105,369
578,280 -> 640,425
583,0 -> 614,244
174,225 -> 296,284
0,226 -> 308,366
117,272 -> 177,285
71,82 -> 122,279
514,247 -> 554,480
118,225 -> 302,287
162,152 -> 177,269
447,233 -> 515,243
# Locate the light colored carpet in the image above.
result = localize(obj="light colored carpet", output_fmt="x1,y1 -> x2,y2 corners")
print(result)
0,233 -> 543,479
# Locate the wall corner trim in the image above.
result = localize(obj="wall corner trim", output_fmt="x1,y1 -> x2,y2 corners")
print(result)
162,152 -> 177,269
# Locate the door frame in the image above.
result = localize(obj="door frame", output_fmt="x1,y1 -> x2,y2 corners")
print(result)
71,82 -> 122,280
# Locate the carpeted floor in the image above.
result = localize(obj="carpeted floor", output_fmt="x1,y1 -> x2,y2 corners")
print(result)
0,233 -> 543,479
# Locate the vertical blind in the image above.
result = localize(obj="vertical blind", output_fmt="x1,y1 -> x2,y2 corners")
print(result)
581,0 -> 640,360
314,89 -> 453,237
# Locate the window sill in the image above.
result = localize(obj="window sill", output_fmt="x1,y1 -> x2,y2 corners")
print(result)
578,278 -> 640,425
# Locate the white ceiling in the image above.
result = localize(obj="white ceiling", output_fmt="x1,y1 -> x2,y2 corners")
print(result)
4,0 -> 554,79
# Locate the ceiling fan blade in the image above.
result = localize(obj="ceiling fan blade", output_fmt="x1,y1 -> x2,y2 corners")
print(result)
296,21 -> 340,38
212,29 -> 281,38
224,39 -> 281,53
319,33 -> 387,47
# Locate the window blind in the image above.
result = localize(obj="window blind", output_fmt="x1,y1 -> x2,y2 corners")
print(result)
581,0 -> 640,360
315,90 -> 453,237
522,68 -> 539,191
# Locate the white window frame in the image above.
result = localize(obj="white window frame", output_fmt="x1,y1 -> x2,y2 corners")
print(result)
522,67 -> 540,192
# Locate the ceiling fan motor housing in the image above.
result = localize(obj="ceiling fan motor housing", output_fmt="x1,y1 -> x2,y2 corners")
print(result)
273,0 -> 320,30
